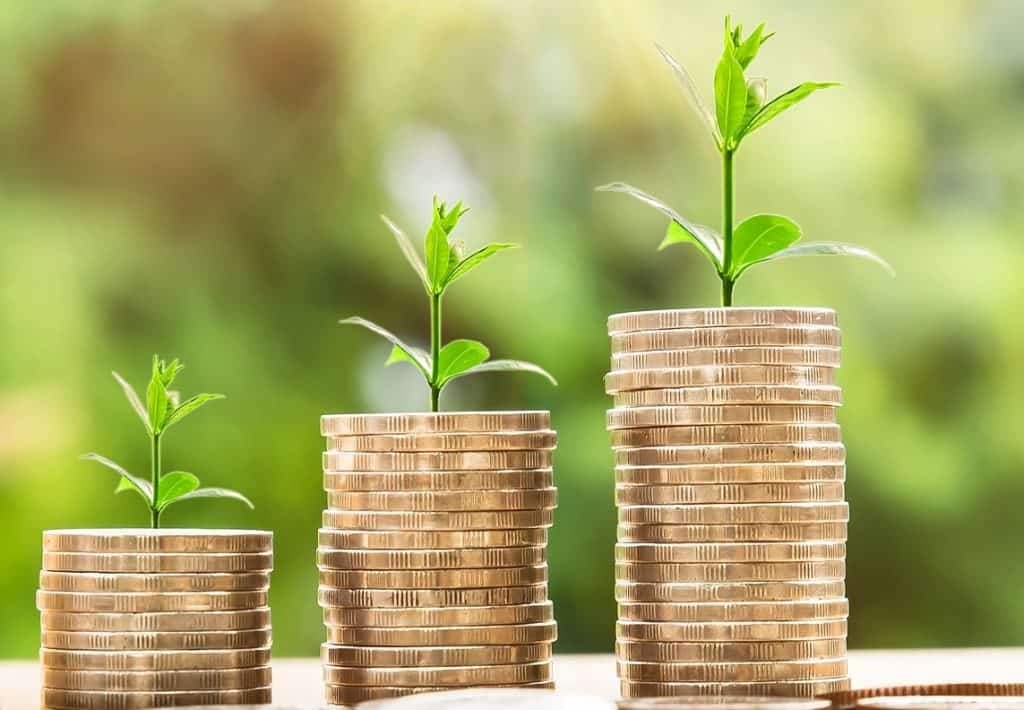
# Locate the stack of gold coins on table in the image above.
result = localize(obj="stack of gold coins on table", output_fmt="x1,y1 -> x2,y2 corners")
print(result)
319,412 -> 559,706
605,308 -> 851,699
37,529 -> 273,709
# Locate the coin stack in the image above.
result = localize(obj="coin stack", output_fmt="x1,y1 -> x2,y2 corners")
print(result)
605,308 -> 851,699
37,529 -> 273,709
319,412 -> 559,706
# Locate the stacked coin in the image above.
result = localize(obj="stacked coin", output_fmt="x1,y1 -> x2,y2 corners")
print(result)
319,412 -> 559,706
38,529 -> 273,709
606,308 -> 850,699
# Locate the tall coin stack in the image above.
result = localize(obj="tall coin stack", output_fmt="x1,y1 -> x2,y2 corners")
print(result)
605,308 -> 851,699
319,412 -> 559,707
37,529 -> 273,710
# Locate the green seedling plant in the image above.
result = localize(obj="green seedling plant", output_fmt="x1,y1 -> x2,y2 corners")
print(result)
83,356 -> 253,528
342,197 -> 556,412
597,16 -> 893,306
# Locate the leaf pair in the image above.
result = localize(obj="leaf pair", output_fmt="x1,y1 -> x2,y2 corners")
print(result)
118,356 -> 224,436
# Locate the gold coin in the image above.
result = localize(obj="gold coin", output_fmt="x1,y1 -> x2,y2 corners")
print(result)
325,621 -> 558,646
42,530 -> 273,554
323,450 -> 553,472
39,647 -> 272,671
615,483 -> 845,505
611,326 -> 841,352
324,469 -> 554,492
319,565 -> 548,589
318,584 -> 548,608
606,367 -> 835,394
35,590 -> 267,613
324,682 -> 554,706
321,642 -> 552,667
316,545 -> 545,570
42,667 -> 272,692
323,508 -> 553,531
612,385 -> 843,407
616,638 -> 847,663
616,464 -> 845,485
323,661 -> 552,686
326,431 -> 557,452
611,348 -> 841,371
832,685 -> 1024,710
616,580 -> 846,603
40,687 -> 271,709
616,560 -> 845,583
321,411 -> 550,436
615,542 -> 846,564
619,503 -> 849,526
41,552 -> 273,574
606,404 -> 837,428
607,308 -> 837,334
615,444 -> 845,466
41,628 -> 272,651
618,599 -> 849,622
318,527 -> 547,549
326,488 -> 558,512
617,619 -> 847,642
617,658 -> 849,682
618,700 -> 831,710
39,572 -> 271,594
856,698 -> 1024,710
617,522 -> 848,543
619,678 -> 851,699
40,609 -> 271,633
611,424 -> 842,447
323,602 -> 553,627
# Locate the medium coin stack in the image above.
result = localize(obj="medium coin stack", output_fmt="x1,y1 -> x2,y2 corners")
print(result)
37,529 -> 273,709
319,411 -> 559,706
605,308 -> 851,699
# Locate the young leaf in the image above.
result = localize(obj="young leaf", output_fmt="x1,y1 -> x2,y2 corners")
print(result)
81,453 -> 154,503
713,45 -> 747,147
739,82 -> 840,140
424,201 -> 455,293
444,243 -> 518,289
659,221 -> 725,273
735,241 -> 895,278
381,215 -> 429,291
146,357 -> 170,433
735,23 -> 766,68
340,317 -> 431,378
159,359 -> 184,388
155,471 -> 200,510
743,77 -> 767,124
730,214 -> 802,277
436,339 -> 491,386
162,486 -> 255,510
112,371 -> 151,434
446,359 -> 558,386
163,393 -> 225,431
654,43 -> 721,149
437,199 -> 468,233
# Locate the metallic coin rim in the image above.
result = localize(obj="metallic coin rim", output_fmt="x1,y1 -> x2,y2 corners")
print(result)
326,430 -> 557,452
321,411 -> 551,435
43,530 -> 272,554
608,307 -> 837,334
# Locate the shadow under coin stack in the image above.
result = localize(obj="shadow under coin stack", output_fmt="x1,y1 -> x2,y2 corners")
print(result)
319,412 -> 559,706
605,308 -> 851,699
37,529 -> 273,709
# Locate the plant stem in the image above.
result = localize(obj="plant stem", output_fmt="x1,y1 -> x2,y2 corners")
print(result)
429,291 -> 442,412
721,148 -> 735,307
150,433 -> 162,529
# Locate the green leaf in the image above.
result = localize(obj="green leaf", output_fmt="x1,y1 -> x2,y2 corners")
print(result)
654,43 -> 721,149
386,344 -> 432,372
739,82 -> 840,140
436,199 -> 469,234
163,393 -> 225,431
380,215 -> 429,292
444,243 -> 518,289
163,487 -> 255,511
159,358 -> 184,388
659,221 -> 725,273
743,77 -> 767,125
155,471 -> 200,510
111,371 -> 151,434
81,453 -> 153,504
713,45 -> 747,147
436,339 -> 490,386
446,359 -> 558,386
735,23 -> 766,68
146,356 -> 170,433
730,214 -> 802,278
735,241 -> 895,278
340,317 -> 431,379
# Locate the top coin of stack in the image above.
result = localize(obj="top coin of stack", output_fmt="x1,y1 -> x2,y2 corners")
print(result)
319,412 -> 559,707
37,529 -> 273,710
605,308 -> 850,699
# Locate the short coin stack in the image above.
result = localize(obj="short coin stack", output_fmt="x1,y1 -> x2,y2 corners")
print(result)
605,308 -> 851,699
37,529 -> 273,709
319,411 -> 559,706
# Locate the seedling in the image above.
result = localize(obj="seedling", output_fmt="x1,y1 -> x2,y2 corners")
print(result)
598,16 -> 893,306
83,356 -> 253,528
342,198 -> 556,412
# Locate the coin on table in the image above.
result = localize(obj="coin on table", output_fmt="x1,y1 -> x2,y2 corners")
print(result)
827,685 -> 1024,710
612,385 -> 842,408
614,542 -> 846,564
618,503 -> 849,526
42,667 -> 272,692
856,699 -> 1024,710
617,658 -> 849,683
40,609 -> 271,633
41,627 -> 272,651
321,412 -> 550,436
607,308 -> 837,334
323,602 -> 554,628
616,522 -> 848,543
615,464 -> 846,486
40,687 -> 272,709
322,508 -> 554,531
41,552 -> 274,574
323,469 -> 553,492
611,348 -> 840,371
619,678 -> 851,699
323,450 -> 553,472
325,682 -> 555,706
615,483 -> 845,506
318,528 -> 548,550
326,488 -> 558,512
615,580 -> 846,604
357,687 -> 613,709
615,560 -> 845,583
605,367 -> 836,394
617,598 -> 849,622
318,584 -> 549,609
616,619 -> 847,642
39,647 -> 272,671
325,431 -> 557,452
36,590 -> 268,614
321,642 -> 552,668
616,638 -> 847,663
611,424 -> 842,448
316,545 -> 545,570
42,529 -> 273,554
325,621 -> 558,646
614,445 -> 845,467
611,326 -> 841,352
606,404 -> 838,428
319,564 -> 548,590
618,694 -> 833,709
39,572 -> 271,594
323,660 -> 552,686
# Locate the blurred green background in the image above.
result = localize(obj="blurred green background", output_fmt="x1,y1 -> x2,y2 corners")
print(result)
1,0 -> 1023,657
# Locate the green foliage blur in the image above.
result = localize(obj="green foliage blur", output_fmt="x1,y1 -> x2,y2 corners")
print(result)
1,1 -> 1023,657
